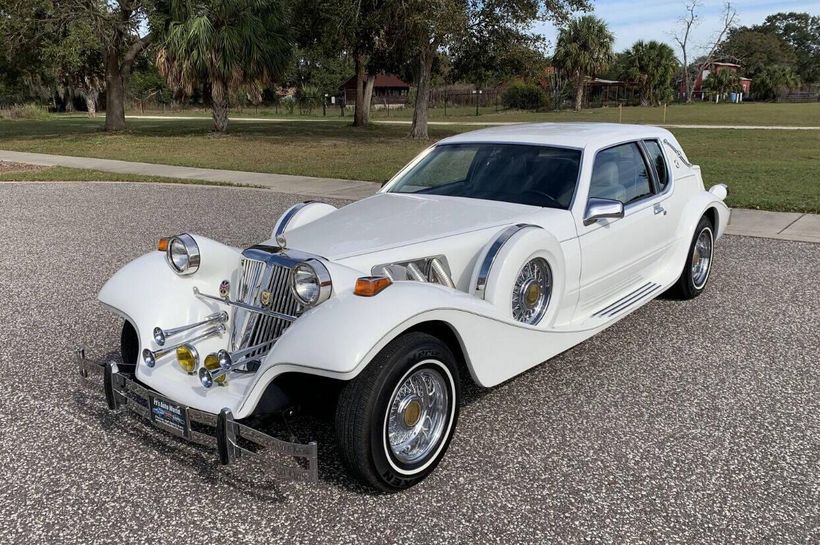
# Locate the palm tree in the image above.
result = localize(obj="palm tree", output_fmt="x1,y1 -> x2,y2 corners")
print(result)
703,68 -> 741,102
753,65 -> 801,101
156,0 -> 291,133
621,40 -> 679,106
552,16 -> 614,112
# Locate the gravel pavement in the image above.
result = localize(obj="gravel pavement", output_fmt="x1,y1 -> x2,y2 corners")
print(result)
0,182 -> 817,544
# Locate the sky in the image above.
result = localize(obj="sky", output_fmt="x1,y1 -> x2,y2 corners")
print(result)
532,0 -> 820,53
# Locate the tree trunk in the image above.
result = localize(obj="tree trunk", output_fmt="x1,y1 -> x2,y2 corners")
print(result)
573,74 -> 584,112
362,75 -> 376,125
105,48 -> 127,131
84,90 -> 98,117
353,53 -> 367,127
211,80 -> 229,133
409,44 -> 434,139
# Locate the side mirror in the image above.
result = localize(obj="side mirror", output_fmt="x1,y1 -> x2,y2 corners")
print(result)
583,198 -> 624,226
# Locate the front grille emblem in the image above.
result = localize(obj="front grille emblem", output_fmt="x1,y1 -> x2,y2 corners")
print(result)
260,290 -> 273,307
219,280 -> 230,299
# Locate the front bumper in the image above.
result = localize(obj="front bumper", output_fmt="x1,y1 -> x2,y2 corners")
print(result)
76,347 -> 318,482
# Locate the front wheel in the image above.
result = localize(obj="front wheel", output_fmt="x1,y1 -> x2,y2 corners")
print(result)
335,332 -> 460,491
669,215 -> 714,299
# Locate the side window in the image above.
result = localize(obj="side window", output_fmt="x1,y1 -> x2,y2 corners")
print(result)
589,143 -> 652,204
643,140 -> 669,191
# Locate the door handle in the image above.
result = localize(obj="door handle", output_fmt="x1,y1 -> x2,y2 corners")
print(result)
653,203 -> 667,216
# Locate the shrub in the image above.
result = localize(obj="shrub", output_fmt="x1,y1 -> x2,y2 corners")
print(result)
502,81 -> 547,111
0,103 -> 50,120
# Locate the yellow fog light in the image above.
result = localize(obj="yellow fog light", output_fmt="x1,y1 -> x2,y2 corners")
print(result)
176,344 -> 199,374
204,353 -> 226,385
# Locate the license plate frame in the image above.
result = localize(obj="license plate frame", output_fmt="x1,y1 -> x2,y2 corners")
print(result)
149,394 -> 190,436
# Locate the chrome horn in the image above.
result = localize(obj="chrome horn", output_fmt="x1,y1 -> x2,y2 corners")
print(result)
153,311 -> 228,347
198,338 -> 277,388
142,324 -> 226,368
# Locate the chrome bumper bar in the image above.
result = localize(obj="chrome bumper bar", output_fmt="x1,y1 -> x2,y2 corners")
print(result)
76,347 -> 318,482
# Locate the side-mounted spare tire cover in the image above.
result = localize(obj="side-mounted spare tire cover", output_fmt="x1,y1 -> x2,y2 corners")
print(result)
469,224 -> 566,328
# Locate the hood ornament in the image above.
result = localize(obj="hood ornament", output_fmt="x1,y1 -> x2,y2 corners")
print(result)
275,233 -> 287,249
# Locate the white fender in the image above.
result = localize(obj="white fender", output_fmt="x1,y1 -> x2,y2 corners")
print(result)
469,225 -> 567,329
272,202 -> 337,240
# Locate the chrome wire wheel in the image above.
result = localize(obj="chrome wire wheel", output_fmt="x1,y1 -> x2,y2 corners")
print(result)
512,257 -> 552,325
691,226 -> 714,289
385,362 -> 451,467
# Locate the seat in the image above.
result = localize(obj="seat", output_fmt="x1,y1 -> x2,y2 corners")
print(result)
589,160 -> 625,203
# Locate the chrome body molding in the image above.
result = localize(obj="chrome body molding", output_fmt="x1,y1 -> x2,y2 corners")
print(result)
663,138 -> 694,168
371,255 -> 455,288
474,224 -> 541,300
591,282 -> 661,318
274,202 -> 316,240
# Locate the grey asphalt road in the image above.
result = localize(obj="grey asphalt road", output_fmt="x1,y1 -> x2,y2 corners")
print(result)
0,182 -> 818,544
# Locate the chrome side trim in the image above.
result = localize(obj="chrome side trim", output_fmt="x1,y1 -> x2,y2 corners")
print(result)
474,224 -> 541,300
592,282 -> 661,318
274,202 -> 316,240
193,287 -> 297,322
663,139 -> 693,168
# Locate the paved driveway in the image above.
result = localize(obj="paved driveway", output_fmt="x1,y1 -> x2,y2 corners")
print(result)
0,182 -> 817,544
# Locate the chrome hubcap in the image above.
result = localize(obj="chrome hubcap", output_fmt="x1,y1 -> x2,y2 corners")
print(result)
512,258 -> 551,324
387,366 -> 449,465
691,228 -> 713,289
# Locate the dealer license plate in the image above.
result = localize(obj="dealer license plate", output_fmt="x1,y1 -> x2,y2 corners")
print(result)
149,395 -> 188,434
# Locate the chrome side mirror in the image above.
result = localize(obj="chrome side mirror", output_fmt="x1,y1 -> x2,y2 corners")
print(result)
583,198 -> 624,226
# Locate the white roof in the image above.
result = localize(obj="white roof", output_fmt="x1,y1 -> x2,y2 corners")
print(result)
439,123 -> 673,150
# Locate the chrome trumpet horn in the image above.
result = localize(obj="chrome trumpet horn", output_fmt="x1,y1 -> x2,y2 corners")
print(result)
198,337 -> 277,388
153,311 -> 228,347
142,324 -> 226,368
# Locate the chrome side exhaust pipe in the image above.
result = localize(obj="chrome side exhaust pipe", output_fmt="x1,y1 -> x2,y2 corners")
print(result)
153,311 -> 228,346
142,324 -> 226,368
198,337 -> 277,388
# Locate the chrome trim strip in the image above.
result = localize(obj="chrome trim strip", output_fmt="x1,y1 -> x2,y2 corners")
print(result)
474,224 -> 541,300
663,138 -> 693,168
592,282 -> 660,318
274,201 -> 316,240
193,287 -> 297,322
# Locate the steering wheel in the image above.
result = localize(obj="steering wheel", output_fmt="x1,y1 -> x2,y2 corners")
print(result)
522,189 -> 562,208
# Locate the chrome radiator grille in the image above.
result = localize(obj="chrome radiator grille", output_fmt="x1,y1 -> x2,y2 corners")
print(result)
231,257 -> 302,356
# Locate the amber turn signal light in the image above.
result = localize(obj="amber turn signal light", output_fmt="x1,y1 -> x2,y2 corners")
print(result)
157,237 -> 170,252
354,276 -> 392,297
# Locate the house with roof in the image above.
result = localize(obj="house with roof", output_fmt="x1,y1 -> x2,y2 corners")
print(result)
340,74 -> 411,106
680,61 -> 752,101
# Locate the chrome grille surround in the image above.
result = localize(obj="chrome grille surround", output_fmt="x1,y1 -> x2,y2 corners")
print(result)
230,245 -> 310,357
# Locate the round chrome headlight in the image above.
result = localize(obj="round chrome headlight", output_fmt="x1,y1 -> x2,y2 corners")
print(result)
166,233 -> 200,275
512,258 -> 551,325
290,259 -> 332,307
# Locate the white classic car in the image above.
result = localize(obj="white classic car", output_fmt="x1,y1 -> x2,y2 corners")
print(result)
79,123 -> 730,491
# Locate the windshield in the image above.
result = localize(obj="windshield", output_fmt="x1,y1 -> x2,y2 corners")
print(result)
388,143 -> 582,209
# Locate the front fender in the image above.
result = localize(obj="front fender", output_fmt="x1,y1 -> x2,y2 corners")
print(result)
98,235 -> 243,336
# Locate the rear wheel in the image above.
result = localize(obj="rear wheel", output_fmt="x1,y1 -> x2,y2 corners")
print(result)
335,332 -> 460,492
669,215 -> 714,300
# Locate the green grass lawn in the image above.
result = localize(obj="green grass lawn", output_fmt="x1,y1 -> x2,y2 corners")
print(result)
0,112 -> 818,213
0,165 -> 259,187
134,101 -> 820,127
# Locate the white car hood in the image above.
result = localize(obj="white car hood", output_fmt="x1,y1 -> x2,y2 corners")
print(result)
277,193 -> 554,260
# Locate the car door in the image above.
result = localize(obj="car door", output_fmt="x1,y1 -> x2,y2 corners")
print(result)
574,141 -> 672,318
